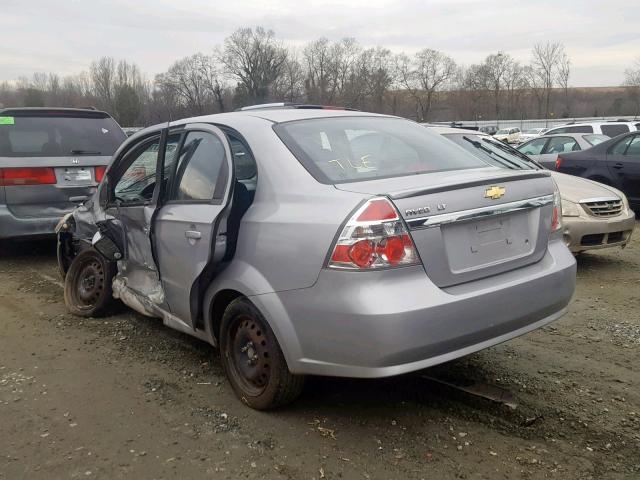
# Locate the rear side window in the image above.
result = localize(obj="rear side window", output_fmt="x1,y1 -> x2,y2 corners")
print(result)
601,124 -> 630,138
544,136 -> 579,154
0,113 -> 125,157
610,136 -> 633,155
170,131 -> 226,201
274,117 -> 486,184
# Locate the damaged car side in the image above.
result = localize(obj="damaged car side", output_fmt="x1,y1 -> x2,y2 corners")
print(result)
57,108 -> 576,410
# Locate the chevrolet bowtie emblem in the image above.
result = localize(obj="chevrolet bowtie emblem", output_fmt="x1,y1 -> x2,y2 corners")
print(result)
485,186 -> 506,200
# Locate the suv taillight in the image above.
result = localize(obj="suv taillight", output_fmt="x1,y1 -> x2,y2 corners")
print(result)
0,167 -> 57,186
328,197 -> 420,270
94,165 -> 107,182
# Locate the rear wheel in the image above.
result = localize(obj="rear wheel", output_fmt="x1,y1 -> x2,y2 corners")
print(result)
219,298 -> 304,410
64,248 -> 117,317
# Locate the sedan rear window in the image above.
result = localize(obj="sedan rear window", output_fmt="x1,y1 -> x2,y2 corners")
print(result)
274,117 -> 486,184
0,112 -> 126,157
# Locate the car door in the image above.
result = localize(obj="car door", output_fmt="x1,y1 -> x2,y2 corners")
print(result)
538,136 -> 579,168
153,123 -> 234,328
103,129 -> 175,306
607,133 -> 640,206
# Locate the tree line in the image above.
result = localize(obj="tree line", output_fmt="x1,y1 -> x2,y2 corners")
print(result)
1,27 -> 638,126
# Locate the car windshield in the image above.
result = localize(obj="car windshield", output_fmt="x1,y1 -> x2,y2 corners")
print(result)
495,129 -> 509,134
273,117 -> 487,184
444,133 -> 538,171
0,112 -> 125,157
584,134 -> 609,146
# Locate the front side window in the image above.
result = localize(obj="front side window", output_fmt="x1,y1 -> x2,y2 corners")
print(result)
566,125 -> 593,134
170,131 -> 226,201
601,124 -> 630,138
518,138 -> 547,156
274,117 -> 486,184
544,136 -> 579,154
113,138 -> 160,203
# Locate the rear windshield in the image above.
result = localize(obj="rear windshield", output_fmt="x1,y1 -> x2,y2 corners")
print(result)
273,117 -> 486,184
584,134 -> 609,146
0,112 -> 126,157
444,133 -> 537,171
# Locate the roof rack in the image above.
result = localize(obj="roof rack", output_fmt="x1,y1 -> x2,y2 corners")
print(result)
236,102 -> 359,112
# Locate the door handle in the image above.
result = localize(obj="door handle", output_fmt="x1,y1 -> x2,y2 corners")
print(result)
613,163 -> 624,169
185,230 -> 202,240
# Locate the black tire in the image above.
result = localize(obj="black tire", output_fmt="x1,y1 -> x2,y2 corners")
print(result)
219,297 -> 304,410
64,248 -> 117,317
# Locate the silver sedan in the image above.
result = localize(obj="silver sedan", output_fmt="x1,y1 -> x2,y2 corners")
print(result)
517,133 -> 609,169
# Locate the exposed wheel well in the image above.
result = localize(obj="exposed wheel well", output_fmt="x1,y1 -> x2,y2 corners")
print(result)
209,289 -> 244,343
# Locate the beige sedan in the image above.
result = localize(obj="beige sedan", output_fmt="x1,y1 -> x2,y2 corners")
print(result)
551,172 -> 635,253
433,126 -> 636,254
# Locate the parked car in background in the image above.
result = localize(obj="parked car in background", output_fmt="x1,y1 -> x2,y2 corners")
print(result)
517,133 -> 610,169
519,127 -> 548,143
479,125 -> 498,135
493,127 -> 521,144
544,121 -> 638,137
0,107 -> 126,239
57,106 -> 575,409
434,127 -> 635,254
555,130 -> 640,213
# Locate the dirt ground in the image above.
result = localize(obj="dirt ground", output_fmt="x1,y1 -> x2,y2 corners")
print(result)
1,228 -> 639,480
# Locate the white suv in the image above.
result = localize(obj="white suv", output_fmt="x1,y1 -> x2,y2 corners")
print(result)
544,121 -> 639,138
493,127 -> 521,144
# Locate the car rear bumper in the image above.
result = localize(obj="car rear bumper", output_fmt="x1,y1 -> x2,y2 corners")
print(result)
0,205 -> 65,239
563,209 -> 635,252
253,239 -> 576,378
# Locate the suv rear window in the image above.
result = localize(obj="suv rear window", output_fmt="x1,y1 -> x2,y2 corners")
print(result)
0,111 -> 126,157
600,124 -> 630,138
274,117 -> 486,184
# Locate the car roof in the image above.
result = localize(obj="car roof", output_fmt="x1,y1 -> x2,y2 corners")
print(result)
169,108 -> 394,128
549,120 -> 634,128
0,107 -> 112,117
430,126 -> 489,136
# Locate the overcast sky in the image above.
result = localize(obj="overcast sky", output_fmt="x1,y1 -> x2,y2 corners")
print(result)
2,0 -> 638,87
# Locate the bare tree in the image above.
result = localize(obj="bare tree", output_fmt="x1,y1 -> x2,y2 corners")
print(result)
531,42 -> 566,120
222,27 -> 288,105
89,57 -> 116,110
623,58 -> 640,117
396,49 -> 457,121
272,49 -> 305,103
556,52 -> 571,116
303,37 -> 334,103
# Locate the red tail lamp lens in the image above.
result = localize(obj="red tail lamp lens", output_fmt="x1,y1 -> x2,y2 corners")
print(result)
348,240 -> 376,268
356,199 -> 398,222
95,165 -> 107,182
0,167 -> 56,186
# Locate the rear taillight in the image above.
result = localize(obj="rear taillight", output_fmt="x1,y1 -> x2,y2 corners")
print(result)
0,167 -> 56,186
551,180 -> 562,232
555,156 -> 563,171
94,165 -> 107,182
328,197 -> 420,270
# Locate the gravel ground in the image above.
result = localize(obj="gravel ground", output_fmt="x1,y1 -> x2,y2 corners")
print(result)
0,226 -> 638,479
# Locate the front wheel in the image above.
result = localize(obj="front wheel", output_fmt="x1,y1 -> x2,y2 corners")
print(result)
219,298 -> 304,410
64,248 -> 117,317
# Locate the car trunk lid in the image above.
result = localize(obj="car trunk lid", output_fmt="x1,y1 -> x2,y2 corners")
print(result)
335,167 -> 556,287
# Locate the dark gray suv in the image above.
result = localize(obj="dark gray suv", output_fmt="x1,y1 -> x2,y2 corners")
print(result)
0,108 -> 126,239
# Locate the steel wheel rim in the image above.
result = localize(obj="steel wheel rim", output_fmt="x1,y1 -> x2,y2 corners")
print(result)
227,314 -> 271,396
74,258 -> 105,309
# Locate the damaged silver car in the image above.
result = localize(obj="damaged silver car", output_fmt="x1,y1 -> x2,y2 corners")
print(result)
57,106 -> 576,409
